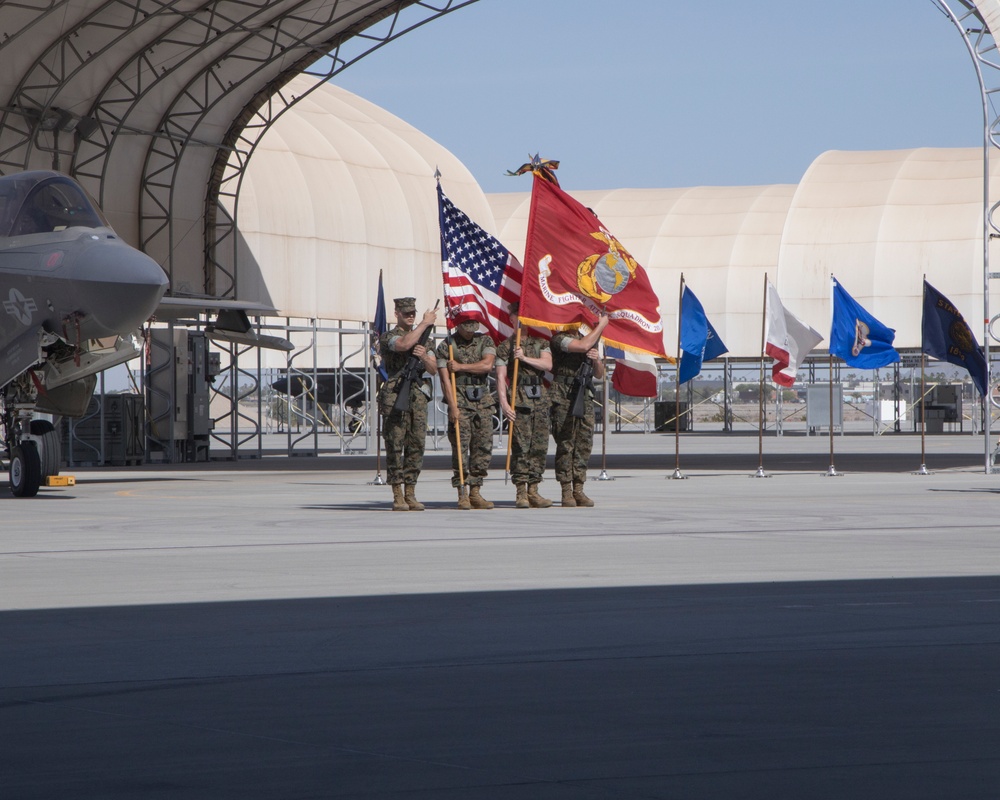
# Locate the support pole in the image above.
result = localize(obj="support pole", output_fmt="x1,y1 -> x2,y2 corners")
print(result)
597,349 -> 613,480
670,274 -> 686,479
824,352 -> 841,476
370,404 -> 385,485
504,323 -> 522,484
915,350 -> 931,474
754,274 -> 769,478
449,342 -> 465,489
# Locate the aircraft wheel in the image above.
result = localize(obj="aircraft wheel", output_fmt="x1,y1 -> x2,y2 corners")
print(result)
29,419 -> 61,478
10,442 -> 42,498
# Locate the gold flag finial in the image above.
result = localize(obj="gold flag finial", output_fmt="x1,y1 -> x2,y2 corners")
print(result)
505,154 -> 560,186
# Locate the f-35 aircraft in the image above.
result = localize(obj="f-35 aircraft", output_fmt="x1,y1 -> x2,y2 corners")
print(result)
0,170 -> 168,496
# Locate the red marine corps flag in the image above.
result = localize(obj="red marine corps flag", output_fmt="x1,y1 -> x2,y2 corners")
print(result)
513,158 -> 668,396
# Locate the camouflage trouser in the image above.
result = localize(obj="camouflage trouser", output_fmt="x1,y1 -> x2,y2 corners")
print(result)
381,392 -> 428,486
509,399 -> 550,485
447,400 -> 494,487
550,383 -> 594,484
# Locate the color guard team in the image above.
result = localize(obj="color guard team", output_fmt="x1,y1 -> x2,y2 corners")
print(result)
378,296 -> 606,511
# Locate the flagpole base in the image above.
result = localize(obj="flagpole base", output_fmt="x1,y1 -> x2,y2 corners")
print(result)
823,465 -> 842,477
912,464 -> 931,476
368,474 -> 386,486
668,468 -> 687,480
596,469 -> 614,481
751,466 -> 770,479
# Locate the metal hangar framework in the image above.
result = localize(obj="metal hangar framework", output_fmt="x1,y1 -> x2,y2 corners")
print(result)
0,0 -> 477,301
0,0 -> 478,462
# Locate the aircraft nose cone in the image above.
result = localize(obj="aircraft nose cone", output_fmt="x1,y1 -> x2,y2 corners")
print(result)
74,235 -> 168,335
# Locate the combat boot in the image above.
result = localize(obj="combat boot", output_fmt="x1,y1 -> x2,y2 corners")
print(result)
391,484 -> 409,512
404,484 -> 425,511
457,487 -> 472,510
515,483 -> 530,509
469,485 -> 494,510
573,481 -> 595,507
560,482 -> 577,508
527,483 -> 552,508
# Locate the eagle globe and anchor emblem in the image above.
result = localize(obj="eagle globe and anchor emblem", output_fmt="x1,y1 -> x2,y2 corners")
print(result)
576,229 -> 638,304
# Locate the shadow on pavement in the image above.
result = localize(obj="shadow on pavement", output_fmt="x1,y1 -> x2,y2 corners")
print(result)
3,576 -> 999,798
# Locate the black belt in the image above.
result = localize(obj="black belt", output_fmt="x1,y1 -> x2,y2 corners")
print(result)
455,378 -> 487,387
553,374 -> 577,385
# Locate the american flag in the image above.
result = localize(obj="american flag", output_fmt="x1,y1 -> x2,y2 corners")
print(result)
438,185 -> 521,343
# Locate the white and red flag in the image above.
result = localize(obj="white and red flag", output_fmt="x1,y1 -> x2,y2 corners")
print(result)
438,184 -> 521,343
765,280 -> 823,387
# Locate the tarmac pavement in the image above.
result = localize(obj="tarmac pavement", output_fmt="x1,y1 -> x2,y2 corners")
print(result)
2,431 -> 998,798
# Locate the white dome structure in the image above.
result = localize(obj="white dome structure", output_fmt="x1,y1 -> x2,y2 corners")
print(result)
490,148 -> 997,357
232,74 -> 495,325
233,82 -> 997,362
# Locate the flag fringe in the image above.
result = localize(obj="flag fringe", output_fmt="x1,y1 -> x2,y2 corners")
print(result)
518,318 -> 674,363
602,336 -> 670,362
518,316 -> 580,333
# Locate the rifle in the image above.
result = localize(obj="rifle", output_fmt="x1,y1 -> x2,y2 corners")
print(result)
391,306 -> 438,413
570,357 -> 595,419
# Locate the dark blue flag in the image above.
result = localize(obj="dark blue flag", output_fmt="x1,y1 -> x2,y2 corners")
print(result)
830,278 -> 899,369
372,270 -> 388,380
679,285 -> 728,384
922,280 -> 988,396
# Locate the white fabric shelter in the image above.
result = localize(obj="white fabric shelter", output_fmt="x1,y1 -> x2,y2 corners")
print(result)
239,85 -> 999,359
489,149 -> 998,357
234,76 -> 494,324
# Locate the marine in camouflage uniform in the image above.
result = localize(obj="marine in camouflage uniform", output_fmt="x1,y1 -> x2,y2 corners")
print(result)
496,313 -> 553,509
549,314 -> 608,507
378,297 -> 438,511
437,320 -> 496,510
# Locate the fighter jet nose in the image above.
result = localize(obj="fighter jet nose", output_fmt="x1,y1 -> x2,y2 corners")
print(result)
73,234 -> 168,335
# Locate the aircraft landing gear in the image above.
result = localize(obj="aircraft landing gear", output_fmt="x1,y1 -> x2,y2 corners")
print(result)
9,441 -> 41,497
30,419 -> 61,481
3,388 -> 46,498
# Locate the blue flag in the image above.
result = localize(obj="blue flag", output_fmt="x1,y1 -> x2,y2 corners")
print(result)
372,270 -> 388,380
922,280 -> 988,396
679,285 -> 728,384
830,278 -> 899,369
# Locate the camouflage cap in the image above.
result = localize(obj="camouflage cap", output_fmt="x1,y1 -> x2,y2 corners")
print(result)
393,297 -> 416,313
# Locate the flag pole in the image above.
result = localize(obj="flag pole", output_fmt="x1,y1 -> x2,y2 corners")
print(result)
670,273 -> 686,479
448,341 -> 466,495
915,275 -> 930,475
371,397 -> 385,485
825,351 -> 841,476
504,322 -> 522,483
919,347 -> 929,474
597,346 -> 612,480
369,269 -> 386,485
825,276 -> 841,477
754,274 -> 769,478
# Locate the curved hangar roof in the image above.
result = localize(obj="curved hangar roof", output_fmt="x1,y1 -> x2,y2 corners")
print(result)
0,0 -> 473,304
489,147 -> 998,357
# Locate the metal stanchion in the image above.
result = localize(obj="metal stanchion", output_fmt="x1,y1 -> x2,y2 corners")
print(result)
596,354 -> 613,481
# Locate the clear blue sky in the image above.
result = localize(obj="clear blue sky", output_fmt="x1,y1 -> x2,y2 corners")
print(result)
335,0 -> 983,194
